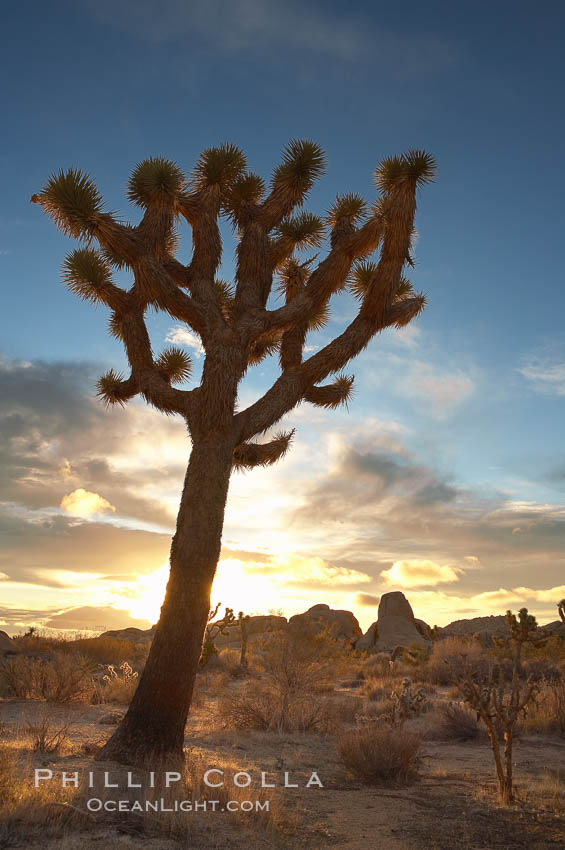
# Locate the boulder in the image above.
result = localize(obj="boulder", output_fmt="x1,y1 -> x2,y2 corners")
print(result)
356,592 -> 430,652
98,627 -> 155,644
355,621 -> 379,651
0,630 -> 14,654
212,615 -> 287,649
288,604 -> 362,642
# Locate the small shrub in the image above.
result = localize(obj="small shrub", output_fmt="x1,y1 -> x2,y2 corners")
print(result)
521,681 -> 565,736
362,653 -> 392,679
101,661 -> 138,704
25,712 -> 71,754
339,723 -> 421,784
438,701 -> 483,741
427,638 -> 487,685
0,652 -> 94,703
218,685 -> 328,732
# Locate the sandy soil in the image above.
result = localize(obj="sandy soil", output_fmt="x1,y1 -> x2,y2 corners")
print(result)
1,697 -> 564,849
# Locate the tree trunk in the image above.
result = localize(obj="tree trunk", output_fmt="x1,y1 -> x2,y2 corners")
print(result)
98,435 -> 234,767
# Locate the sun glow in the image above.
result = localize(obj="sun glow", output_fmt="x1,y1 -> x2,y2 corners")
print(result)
124,557 -> 278,625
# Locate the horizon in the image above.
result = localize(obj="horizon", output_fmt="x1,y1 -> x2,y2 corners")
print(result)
1,0 -> 565,637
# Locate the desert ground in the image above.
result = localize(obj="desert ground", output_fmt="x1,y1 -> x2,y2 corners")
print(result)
1,600 -> 564,849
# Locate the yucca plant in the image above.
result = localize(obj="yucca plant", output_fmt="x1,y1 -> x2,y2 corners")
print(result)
33,140 -> 435,766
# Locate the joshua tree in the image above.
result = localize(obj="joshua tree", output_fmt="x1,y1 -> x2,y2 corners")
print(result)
32,141 -> 435,766
458,608 -> 541,804
558,599 -> 565,624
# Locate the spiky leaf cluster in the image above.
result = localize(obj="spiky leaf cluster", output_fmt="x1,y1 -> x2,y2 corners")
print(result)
155,347 -> 192,384
222,173 -> 265,226
375,150 -> 437,193
191,143 -> 247,191
62,248 -> 113,302
271,139 -> 326,198
233,430 -> 294,471
308,375 -> 354,409
274,212 -> 325,249
327,193 -> 367,226
97,369 -> 126,406
248,331 -> 282,365
127,157 -> 186,208
348,260 -> 377,299
32,168 -> 103,239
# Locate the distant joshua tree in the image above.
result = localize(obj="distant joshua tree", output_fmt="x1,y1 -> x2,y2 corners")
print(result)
558,599 -> 565,624
33,141 -> 435,766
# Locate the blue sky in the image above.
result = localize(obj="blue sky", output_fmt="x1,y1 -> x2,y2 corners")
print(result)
1,0 -> 564,633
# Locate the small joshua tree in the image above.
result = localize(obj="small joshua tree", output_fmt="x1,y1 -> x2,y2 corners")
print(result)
199,604 -> 235,666
238,611 -> 250,672
558,599 -> 565,624
33,141 -> 435,765
458,608 -> 541,804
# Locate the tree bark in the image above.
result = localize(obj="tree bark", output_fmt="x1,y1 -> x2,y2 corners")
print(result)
98,435 -> 234,767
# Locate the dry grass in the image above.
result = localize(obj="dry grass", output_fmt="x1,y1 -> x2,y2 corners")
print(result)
338,721 -> 421,784
437,701 -> 484,741
0,652 -> 95,703
25,711 -> 72,755
520,680 -> 565,736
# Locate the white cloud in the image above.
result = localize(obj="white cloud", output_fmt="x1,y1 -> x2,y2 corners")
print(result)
165,326 -> 205,357
381,559 -> 461,588
519,345 -> 565,396
404,361 -> 474,417
60,489 -> 116,519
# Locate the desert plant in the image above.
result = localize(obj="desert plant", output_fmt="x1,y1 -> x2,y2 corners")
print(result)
521,680 -> 565,736
427,637 -> 487,685
0,652 -> 94,703
101,661 -> 139,704
33,142 -> 435,765
200,604 -> 236,667
457,608 -> 541,804
388,677 -> 427,721
25,712 -> 71,754
339,722 -> 421,784
438,701 -> 483,741
558,599 -> 565,624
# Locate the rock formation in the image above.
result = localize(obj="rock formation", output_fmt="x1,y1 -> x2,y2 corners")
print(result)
288,604 -> 362,642
0,630 -> 14,654
355,591 -> 431,651
212,614 -> 287,648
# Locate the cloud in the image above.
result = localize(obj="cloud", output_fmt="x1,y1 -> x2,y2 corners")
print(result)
165,326 -> 204,357
403,361 -> 474,418
0,512 -> 171,585
381,559 -> 461,587
83,0 -> 457,72
355,593 -> 380,607
291,431 -> 565,601
44,606 -> 151,632
519,344 -> 565,396
60,488 -> 115,519
0,357 -> 187,528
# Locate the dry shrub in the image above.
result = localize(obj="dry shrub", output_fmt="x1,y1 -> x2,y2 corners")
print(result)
321,695 -> 365,730
362,652 -> 393,679
521,681 -> 565,736
339,723 -> 421,784
427,638 -> 487,685
99,661 -> 138,705
0,652 -> 94,703
61,635 -> 148,668
0,747 -> 19,807
25,711 -> 71,754
219,684 -> 328,732
366,684 -> 389,702
438,701 -> 484,741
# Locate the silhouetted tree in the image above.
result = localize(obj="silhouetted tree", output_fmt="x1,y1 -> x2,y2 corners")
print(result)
33,141 -> 435,765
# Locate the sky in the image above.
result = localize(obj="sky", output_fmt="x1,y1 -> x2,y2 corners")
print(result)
1,0 -> 564,635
